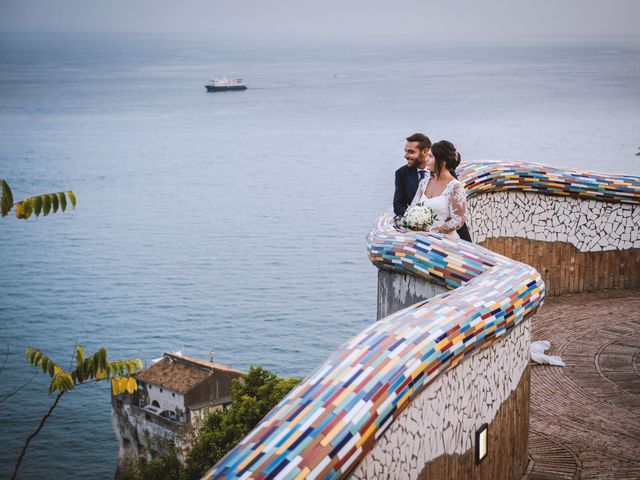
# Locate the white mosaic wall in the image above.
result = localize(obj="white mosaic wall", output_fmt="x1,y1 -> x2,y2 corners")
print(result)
350,319 -> 530,480
467,191 -> 640,252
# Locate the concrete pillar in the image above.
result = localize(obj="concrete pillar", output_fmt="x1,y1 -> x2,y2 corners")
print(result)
377,269 -> 448,320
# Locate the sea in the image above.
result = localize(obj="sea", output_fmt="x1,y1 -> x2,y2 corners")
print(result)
1,31 -> 639,479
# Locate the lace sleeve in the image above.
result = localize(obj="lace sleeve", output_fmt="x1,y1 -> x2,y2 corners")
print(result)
410,177 -> 429,206
431,181 -> 467,234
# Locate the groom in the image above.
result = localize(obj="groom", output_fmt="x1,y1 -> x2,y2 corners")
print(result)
393,133 -> 472,242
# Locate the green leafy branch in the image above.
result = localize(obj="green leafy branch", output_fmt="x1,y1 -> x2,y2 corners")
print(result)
1,179 -> 76,219
12,344 -> 142,480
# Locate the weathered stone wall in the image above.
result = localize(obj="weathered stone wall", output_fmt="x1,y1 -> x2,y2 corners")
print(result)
111,397 -> 187,479
377,268 -> 447,320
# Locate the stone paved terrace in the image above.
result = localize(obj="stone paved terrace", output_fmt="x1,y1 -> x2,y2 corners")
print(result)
525,288 -> 640,479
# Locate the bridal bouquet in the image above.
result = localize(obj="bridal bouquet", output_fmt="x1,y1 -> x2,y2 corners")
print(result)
401,203 -> 438,231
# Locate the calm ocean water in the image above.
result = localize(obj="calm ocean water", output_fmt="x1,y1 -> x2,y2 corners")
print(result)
1,32 -> 639,478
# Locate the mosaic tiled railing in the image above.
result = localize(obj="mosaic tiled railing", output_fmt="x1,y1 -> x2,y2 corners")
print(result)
457,160 -> 640,204
205,161 -> 638,479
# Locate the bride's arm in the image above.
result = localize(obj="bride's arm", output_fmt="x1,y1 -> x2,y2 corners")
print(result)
410,179 -> 427,206
431,181 -> 467,234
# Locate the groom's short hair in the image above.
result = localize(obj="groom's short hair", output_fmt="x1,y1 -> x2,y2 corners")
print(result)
406,133 -> 431,151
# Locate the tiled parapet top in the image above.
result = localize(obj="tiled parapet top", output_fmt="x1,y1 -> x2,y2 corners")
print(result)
458,160 -> 640,204
205,162 -> 636,479
460,161 -> 640,253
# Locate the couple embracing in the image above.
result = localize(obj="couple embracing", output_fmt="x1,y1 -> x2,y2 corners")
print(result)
393,133 -> 472,242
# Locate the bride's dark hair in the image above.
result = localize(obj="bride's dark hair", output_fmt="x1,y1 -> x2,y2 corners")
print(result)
430,140 -> 461,178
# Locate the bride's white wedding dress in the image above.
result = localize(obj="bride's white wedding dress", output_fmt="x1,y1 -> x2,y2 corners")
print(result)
411,173 -> 467,238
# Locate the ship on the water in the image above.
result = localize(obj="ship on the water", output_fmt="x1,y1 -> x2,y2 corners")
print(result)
205,76 -> 247,92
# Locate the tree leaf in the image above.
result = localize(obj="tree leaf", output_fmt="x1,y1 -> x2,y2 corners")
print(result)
32,351 -> 42,366
1,180 -> 13,217
68,191 -> 77,208
126,377 -> 137,394
75,362 -> 85,383
41,358 -> 49,375
50,193 -> 59,214
111,378 -> 120,396
33,195 -> 43,217
15,201 -> 25,219
58,192 -> 67,212
63,372 -> 75,390
118,377 -> 129,393
82,357 -> 93,377
25,347 -> 35,363
99,348 -> 107,370
43,194 -> 52,216
75,344 -> 85,366
22,199 -> 33,220
91,353 -> 101,375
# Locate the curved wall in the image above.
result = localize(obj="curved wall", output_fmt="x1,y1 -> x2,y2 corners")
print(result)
462,167 -> 640,295
351,320 -> 530,480
203,162 -> 638,480
205,213 -> 543,479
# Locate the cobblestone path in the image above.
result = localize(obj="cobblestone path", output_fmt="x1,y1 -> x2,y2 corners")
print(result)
526,289 -> 640,480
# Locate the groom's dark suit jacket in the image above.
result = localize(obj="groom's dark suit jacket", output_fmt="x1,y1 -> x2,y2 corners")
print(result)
393,164 -> 472,242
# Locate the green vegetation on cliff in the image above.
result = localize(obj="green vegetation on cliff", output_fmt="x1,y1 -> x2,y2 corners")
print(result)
123,366 -> 300,480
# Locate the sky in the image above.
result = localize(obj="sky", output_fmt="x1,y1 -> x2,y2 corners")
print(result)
1,0 -> 639,39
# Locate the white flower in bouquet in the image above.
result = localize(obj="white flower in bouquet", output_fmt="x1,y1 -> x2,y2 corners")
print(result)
402,203 -> 438,231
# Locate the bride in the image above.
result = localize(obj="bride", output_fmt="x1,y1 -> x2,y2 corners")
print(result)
410,140 -> 467,238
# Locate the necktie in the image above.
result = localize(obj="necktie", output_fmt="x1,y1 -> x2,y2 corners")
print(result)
418,170 -> 426,181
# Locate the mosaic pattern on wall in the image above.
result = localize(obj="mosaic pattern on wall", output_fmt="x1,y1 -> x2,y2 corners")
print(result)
205,161 -> 637,479
351,320 -> 530,479
467,190 -> 640,252
205,227 -> 543,478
